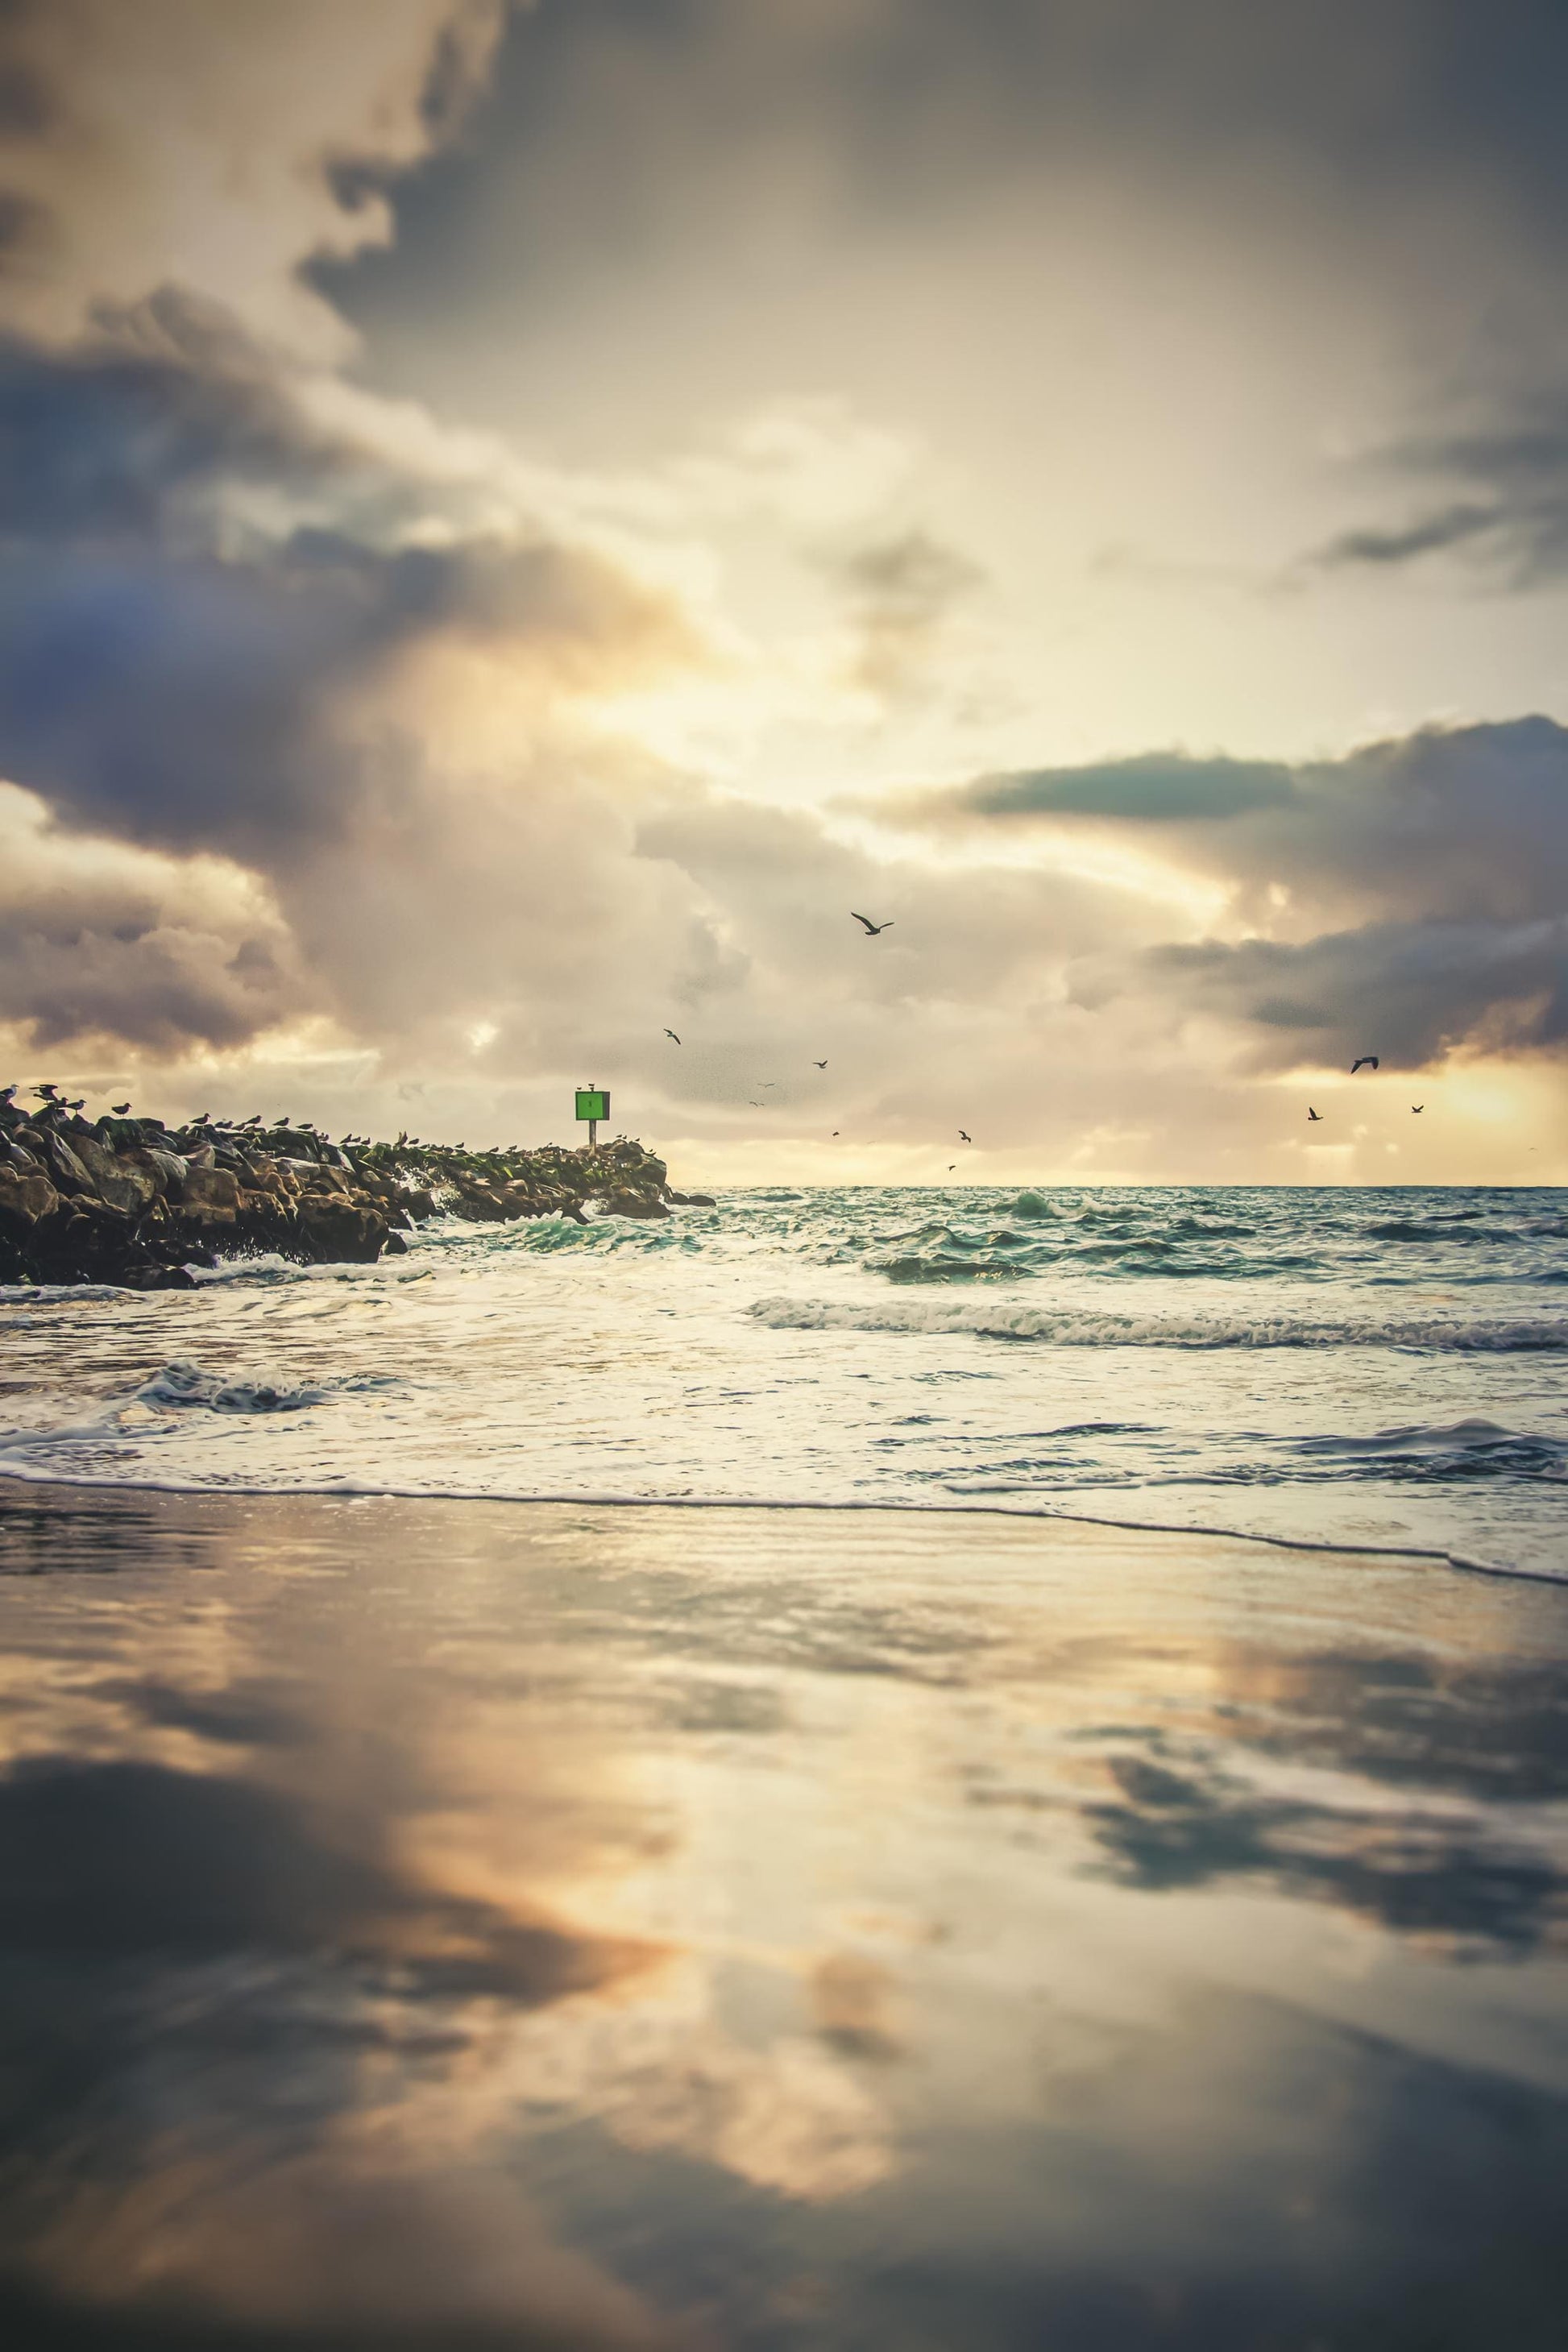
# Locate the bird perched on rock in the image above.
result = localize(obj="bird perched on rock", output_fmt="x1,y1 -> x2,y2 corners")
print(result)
1350,1056 -> 1379,1074
111,1101 -> 131,1115
1308,1106 -> 1322,1122
664,1029 -> 682,1043
851,911 -> 894,935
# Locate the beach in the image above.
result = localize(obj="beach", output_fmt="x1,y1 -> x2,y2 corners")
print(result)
2,1483 -> 1565,2350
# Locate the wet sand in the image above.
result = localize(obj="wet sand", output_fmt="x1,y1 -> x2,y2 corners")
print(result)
0,1486 -> 1565,2350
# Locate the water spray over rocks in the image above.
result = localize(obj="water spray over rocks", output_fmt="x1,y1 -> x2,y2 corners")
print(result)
0,1089 -> 705,1288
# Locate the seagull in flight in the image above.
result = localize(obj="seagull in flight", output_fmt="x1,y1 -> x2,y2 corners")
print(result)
812,1060 -> 828,1069
1411,1105 -> 1424,1114
959,1130 -> 972,1143
1307,1106 -> 1322,1122
664,1029 -> 681,1043
1350,1055 -> 1379,1075
851,911 -> 894,935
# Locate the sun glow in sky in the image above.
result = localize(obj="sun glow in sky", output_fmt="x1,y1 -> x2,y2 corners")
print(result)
2,0 -> 1568,1181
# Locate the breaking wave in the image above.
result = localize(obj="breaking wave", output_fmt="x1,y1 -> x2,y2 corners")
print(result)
745,1297 -> 1568,1350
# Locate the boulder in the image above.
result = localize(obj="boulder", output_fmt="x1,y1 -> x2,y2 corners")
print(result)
601,1189 -> 670,1220
0,1168 -> 59,1233
180,1165 -> 241,1213
36,1130 -> 93,1195
295,1197 -> 387,1263
122,1143 -> 190,1197
71,1135 -> 158,1217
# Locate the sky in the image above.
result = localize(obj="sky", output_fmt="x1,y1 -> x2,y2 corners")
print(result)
2,0 -> 1567,1184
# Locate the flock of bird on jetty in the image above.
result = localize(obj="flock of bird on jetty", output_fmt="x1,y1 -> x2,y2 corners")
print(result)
0,1085 -> 706,1289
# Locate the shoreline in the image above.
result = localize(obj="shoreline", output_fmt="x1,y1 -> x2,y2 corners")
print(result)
1,1469 -> 1562,1590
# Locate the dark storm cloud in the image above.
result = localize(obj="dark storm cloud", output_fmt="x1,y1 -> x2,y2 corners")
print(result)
0,308 -> 335,540
1143,918 -> 1568,1069
902,719 -> 1568,1068
0,309 -> 697,865
955,754 -> 1297,824
326,0 -> 1568,347
905,720 -> 1568,926
0,876 -> 296,1055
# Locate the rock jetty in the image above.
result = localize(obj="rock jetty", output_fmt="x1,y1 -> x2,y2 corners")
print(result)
0,1085 -> 711,1288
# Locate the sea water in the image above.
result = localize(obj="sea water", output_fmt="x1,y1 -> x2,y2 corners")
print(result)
2,1183 -> 1566,1581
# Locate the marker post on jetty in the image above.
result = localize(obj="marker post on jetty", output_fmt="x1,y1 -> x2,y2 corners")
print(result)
575,1086 -> 610,1150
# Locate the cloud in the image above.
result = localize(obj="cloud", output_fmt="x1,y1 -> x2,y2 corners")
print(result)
1305,412 -> 1568,588
1146,917 -> 1568,1068
0,781 -> 300,1054
0,0 -> 506,355
0,304 -> 708,874
886,718 -> 1568,1071
828,528 -> 986,702
936,753 -> 1298,825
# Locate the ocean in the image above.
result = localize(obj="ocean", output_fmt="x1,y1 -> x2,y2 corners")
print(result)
4,1181 -> 1566,1582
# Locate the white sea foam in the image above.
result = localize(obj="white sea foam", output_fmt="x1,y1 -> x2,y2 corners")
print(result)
745,1296 -> 1568,1350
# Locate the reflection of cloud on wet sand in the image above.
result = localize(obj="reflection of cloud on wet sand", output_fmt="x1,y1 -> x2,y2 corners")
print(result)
1086,1746 -> 1568,1956
366,1954 -> 896,2204
11,2157 -> 683,2351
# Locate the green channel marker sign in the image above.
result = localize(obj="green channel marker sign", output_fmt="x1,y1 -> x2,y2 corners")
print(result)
575,1086 -> 610,1147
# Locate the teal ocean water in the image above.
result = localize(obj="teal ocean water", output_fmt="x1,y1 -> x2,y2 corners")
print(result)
3,1184 -> 1566,1579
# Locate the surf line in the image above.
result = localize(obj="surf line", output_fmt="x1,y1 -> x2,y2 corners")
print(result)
0,1464 -> 1560,1591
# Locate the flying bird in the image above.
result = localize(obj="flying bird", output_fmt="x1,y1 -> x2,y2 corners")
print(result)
33,1084 -> 58,1099
851,912 -> 894,935
1308,1107 -> 1322,1122
813,1060 -> 828,1069
948,1164 -> 956,1172
959,1130 -> 972,1143
664,1029 -> 681,1043
1350,1056 -> 1379,1074
1412,1105 -> 1424,1114
832,1130 -> 840,1137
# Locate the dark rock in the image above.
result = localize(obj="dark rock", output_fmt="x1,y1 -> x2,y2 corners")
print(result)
295,1197 -> 388,1264
35,1130 -> 93,1195
601,1189 -> 670,1220
70,1135 -> 158,1217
